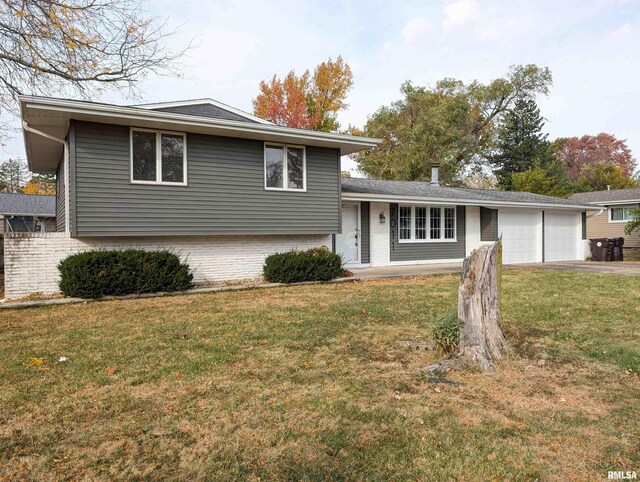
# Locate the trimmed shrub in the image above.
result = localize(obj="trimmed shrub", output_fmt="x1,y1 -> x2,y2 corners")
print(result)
430,311 -> 464,354
58,249 -> 193,298
263,246 -> 343,283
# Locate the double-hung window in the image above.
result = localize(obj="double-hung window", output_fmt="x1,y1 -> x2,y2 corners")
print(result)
131,128 -> 187,185
264,143 -> 306,191
609,205 -> 636,222
398,205 -> 457,242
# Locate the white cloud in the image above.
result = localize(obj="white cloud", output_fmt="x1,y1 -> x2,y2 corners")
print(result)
478,15 -> 534,40
401,16 -> 432,43
611,22 -> 635,38
443,0 -> 478,31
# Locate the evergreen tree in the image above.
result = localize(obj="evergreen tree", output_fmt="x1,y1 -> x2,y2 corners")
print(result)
491,98 -> 553,190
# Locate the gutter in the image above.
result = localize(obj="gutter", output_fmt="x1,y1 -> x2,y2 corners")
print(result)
341,192 -> 598,211
21,122 -> 70,234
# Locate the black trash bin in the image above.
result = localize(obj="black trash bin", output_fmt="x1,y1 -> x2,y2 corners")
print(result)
614,237 -> 625,261
589,238 -> 608,261
605,238 -> 616,261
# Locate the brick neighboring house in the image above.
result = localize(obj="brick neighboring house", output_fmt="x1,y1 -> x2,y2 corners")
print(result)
570,188 -> 640,251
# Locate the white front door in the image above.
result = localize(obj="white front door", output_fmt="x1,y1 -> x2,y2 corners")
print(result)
499,209 -> 541,264
337,203 -> 360,264
545,211 -> 581,262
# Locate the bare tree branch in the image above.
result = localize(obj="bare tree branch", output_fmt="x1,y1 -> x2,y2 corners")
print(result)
0,0 -> 189,119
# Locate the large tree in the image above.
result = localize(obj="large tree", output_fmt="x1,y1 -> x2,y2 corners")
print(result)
22,174 -> 55,195
491,98 -> 554,189
555,133 -> 637,179
354,64 -> 552,185
576,162 -> 638,192
0,0 -> 184,118
0,158 -> 29,192
252,56 -> 354,132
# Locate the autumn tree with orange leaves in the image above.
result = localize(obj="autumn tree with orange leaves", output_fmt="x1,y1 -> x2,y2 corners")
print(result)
253,57 -> 354,132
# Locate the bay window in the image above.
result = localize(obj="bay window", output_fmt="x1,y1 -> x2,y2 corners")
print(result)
398,205 -> 457,242
264,143 -> 306,191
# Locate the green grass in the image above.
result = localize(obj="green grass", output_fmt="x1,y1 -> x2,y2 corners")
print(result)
0,269 -> 638,480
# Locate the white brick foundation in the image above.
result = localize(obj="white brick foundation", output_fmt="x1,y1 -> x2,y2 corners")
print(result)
3,233 -> 331,300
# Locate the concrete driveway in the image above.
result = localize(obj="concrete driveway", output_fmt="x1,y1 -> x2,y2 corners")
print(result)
349,260 -> 640,280
510,261 -> 640,276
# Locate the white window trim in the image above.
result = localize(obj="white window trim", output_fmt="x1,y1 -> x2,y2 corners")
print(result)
608,204 -> 636,223
130,127 -> 188,186
264,142 -> 307,192
398,204 -> 457,243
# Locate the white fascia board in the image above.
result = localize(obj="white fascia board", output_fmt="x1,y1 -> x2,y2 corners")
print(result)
20,96 -> 381,152
341,192 -> 599,211
590,199 -> 640,206
132,98 -> 274,125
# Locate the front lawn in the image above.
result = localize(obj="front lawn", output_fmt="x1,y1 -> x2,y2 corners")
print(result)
0,270 -> 638,480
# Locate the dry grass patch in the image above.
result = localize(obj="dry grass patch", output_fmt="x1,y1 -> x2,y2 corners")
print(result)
0,270 -> 638,480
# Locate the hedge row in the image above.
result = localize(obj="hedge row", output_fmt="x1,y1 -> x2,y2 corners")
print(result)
263,246 -> 343,283
58,249 -> 193,299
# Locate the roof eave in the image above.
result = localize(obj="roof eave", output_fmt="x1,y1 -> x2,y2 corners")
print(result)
20,96 -> 381,173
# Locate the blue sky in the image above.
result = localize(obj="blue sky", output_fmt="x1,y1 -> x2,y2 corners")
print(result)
4,0 -> 640,174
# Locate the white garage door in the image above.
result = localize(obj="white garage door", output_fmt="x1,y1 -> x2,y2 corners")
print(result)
499,209 -> 541,264
544,211 -> 580,262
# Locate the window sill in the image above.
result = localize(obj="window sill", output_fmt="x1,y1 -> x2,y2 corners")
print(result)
608,220 -> 631,223
398,239 -> 458,244
131,180 -> 188,187
265,187 -> 307,193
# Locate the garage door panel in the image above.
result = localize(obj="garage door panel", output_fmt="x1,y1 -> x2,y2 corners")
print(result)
499,209 -> 541,265
545,212 -> 580,262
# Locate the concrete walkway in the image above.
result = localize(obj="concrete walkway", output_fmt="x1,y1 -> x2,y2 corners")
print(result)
511,261 -> 640,275
350,263 -> 463,279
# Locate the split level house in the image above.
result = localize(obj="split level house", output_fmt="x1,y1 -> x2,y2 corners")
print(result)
7,96 -> 596,299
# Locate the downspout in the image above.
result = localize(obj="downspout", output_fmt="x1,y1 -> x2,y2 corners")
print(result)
22,121 -> 70,235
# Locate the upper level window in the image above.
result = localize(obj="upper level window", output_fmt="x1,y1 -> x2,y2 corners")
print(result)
131,128 -> 186,185
398,205 -> 457,242
609,205 -> 636,222
264,143 -> 306,191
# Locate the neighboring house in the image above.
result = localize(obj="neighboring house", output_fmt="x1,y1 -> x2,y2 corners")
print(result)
0,192 -> 55,272
570,188 -> 640,250
0,193 -> 56,233
7,96 -> 595,300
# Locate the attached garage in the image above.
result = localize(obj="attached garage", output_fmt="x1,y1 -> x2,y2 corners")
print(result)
544,211 -> 581,262
339,176 -> 595,269
498,209 -> 542,264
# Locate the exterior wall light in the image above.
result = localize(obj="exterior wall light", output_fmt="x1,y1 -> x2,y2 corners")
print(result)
379,212 -> 386,224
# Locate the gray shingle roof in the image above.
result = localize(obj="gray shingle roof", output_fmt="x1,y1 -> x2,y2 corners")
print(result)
341,178 -> 593,208
569,188 -> 640,204
0,193 -> 55,216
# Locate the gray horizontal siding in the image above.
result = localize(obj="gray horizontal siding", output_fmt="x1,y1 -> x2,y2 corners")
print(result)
361,201 -> 370,264
480,207 -> 498,242
56,160 -> 65,232
390,204 -> 466,262
74,121 -> 340,236
155,104 -> 258,123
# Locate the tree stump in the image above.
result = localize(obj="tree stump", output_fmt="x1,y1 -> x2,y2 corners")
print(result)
426,240 -> 505,374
